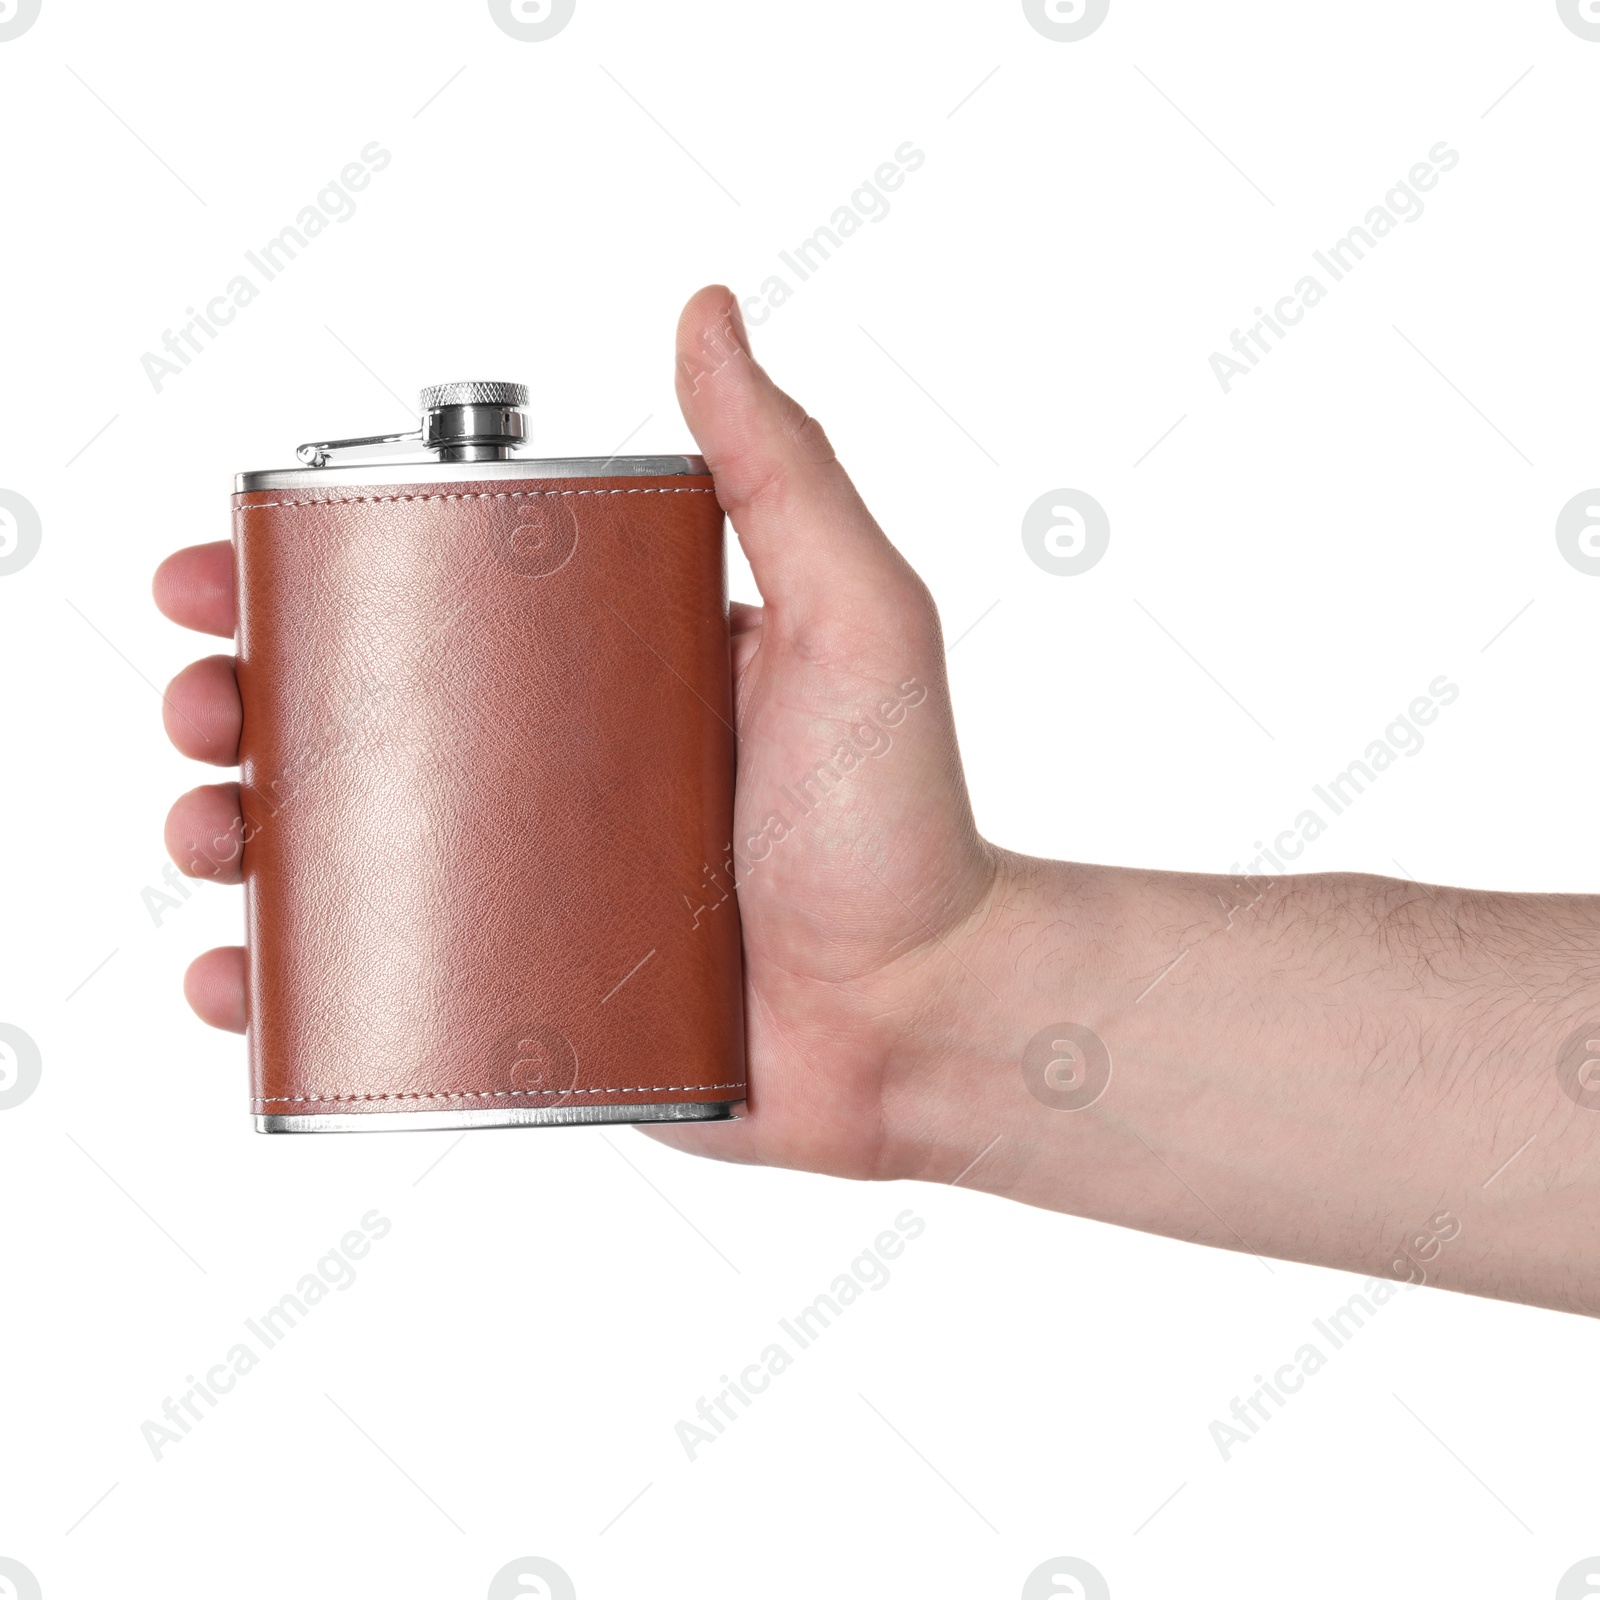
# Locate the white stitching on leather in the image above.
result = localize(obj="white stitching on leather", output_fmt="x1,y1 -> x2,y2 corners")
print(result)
237,479 -> 729,1107
240,477 -> 729,1109
235,488 -> 717,512
252,1083 -> 747,1103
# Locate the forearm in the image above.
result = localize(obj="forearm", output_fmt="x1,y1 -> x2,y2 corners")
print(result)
888,855 -> 1600,1314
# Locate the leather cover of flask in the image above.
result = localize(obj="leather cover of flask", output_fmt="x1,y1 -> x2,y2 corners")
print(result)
233,475 -> 745,1121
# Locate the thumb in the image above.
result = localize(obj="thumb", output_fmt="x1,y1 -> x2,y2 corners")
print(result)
674,285 -> 917,628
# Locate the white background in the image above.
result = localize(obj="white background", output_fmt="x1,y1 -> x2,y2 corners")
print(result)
2,1 -> 1598,1596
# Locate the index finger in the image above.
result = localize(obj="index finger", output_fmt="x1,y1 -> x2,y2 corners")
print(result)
153,542 -> 236,638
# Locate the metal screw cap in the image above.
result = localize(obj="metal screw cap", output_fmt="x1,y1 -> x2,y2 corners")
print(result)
419,381 -> 529,410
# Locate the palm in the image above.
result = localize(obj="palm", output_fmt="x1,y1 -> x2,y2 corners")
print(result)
664,505 -> 992,1179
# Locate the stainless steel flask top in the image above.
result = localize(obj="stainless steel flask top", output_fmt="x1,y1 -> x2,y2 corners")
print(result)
236,382 -> 706,493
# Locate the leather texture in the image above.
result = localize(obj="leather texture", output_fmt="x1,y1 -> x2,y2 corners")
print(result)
232,474 -> 745,1117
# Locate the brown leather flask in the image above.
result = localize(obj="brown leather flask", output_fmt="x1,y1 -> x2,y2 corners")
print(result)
233,382 -> 745,1132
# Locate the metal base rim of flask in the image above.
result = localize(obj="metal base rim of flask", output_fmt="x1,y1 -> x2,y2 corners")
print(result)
253,1101 -> 744,1134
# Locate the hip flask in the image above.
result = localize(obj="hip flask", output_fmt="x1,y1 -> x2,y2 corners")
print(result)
233,382 -> 745,1132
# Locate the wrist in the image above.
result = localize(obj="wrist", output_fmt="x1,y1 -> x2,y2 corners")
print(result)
872,847 -> 1110,1187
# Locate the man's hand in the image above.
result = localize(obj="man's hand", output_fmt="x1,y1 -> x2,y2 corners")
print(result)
154,286 -> 1002,1181
157,286 -> 1600,1314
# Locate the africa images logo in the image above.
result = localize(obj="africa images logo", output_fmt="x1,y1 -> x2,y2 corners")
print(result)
1556,490 -> 1600,575
489,0 -> 575,42
0,0 -> 41,42
1022,489 -> 1110,576
1557,0 -> 1600,42
487,1557 -> 576,1598
1022,0 -> 1109,43
0,491 -> 42,576
0,1024 -> 42,1111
